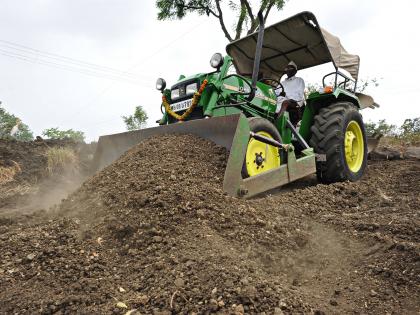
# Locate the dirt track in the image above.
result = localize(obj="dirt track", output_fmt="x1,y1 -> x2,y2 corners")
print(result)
0,135 -> 419,314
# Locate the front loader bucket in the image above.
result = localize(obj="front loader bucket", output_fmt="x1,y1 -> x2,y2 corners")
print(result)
92,115 -> 245,172
92,114 -> 316,198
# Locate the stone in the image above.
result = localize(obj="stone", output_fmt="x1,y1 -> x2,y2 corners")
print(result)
278,301 -> 287,309
405,146 -> 420,160
329,299 -> 338,306
26,253 -> 36,261
174,278 -> 184,287
209,299 -> 219,311
369,147 -> 402,160
138,294 -> 149,305
274,307 -> 284,315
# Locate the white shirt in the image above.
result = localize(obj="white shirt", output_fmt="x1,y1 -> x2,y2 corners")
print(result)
275,76 -> 305,111
10,124 -> 19,136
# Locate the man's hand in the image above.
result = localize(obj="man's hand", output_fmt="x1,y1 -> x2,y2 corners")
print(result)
279,91 -> 286,97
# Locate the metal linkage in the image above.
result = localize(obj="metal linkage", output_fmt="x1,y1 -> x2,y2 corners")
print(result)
285,119 -> 310,149
249,131 -> 291,151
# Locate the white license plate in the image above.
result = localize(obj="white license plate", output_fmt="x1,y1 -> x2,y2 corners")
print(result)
170,99 -> 192,112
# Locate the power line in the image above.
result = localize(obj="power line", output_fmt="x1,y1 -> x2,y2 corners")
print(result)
62,20 -> 205,123
0,49 -> 153,86
0,39 -> 153,79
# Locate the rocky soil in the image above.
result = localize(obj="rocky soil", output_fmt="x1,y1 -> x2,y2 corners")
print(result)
0,134 -> 418,314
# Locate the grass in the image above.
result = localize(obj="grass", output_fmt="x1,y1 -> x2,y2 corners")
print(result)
380,134 -> 420,147
0,161 -> 21,185
46,147 -> 79,175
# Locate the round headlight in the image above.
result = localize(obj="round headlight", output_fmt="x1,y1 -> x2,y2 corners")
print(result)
210,53 -> 224,69
156,78 -> 166,91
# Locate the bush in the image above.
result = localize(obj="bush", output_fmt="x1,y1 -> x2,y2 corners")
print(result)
365,117 -> 420,145
0,161 -> 21,185
45,147 -> 79,175
364,119 -> 397,137
42,128 -> 85,142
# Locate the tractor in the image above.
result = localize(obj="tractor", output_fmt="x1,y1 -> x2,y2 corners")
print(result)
93,11 -> 379,198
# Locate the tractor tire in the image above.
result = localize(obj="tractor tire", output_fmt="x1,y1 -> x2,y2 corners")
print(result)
310,102 -> 367,183
242,117 -> 285,178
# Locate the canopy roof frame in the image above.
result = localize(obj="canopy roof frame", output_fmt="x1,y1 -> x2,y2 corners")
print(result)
226,11 -> 360,83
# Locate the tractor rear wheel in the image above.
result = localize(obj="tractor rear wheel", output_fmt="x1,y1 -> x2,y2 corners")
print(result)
242,117 -> 284,178
310,102 -> 367,183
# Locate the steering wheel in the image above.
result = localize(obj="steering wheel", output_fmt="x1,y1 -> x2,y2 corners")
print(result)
258,78 -> 284,96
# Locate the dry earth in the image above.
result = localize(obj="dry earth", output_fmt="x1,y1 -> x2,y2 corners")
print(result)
0,135 -> 418,314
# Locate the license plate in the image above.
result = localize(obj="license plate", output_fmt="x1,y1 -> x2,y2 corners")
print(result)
170,99 -> 192,112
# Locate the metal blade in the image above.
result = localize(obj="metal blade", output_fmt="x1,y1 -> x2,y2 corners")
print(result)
92,114 -> 244,172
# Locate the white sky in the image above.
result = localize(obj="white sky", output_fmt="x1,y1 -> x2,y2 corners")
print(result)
0,0 -> 419,141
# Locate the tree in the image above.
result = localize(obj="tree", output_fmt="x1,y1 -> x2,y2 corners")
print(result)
364,119 -> 397,137
122,105 -> 149,131
156,0 -> 286,41
400,118 -> 420,138
0,106 -> 34,141
42,127 -> 85,142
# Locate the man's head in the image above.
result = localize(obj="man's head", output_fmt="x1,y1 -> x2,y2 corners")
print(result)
284,61 -> 297,78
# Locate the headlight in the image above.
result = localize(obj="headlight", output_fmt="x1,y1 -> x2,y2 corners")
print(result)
171,88 -> 180,99
156,78 -> 166,91
210,53 -> 224,69
186,82 -> 198,95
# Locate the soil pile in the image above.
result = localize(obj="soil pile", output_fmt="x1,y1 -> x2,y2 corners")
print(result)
0,139 -> 94,211
1,135 -> 315,314
0,134 -> 419,314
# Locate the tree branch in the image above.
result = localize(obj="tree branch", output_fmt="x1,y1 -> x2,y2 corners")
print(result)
242,0 -> 255,25
183,4 -> 219,18
247,0 -> 274,34
215,0 -> 233,41
234,2 -> 247,40
263,0 -> 275,21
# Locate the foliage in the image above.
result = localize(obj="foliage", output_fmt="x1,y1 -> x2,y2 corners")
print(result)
156,0 -> 286,41
399,118 -> 420,143
0,106 -> 34,141
356,77 -> 380,93
400,118 -> 420,137
365,117 -> 420,144
42,127 -> 85,142
122,105 -> 149,131
364,119 -> 397,137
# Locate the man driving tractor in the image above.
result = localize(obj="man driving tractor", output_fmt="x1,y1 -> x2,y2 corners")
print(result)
275,61 -> 305,125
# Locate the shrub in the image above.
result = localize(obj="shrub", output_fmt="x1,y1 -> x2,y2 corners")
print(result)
42,128 -> 85,142
45,147 -> 79,175
0,161 -> 21,185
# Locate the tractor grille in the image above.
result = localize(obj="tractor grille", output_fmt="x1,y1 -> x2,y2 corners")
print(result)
170,78 -> 200,102
167,106 -> 204,124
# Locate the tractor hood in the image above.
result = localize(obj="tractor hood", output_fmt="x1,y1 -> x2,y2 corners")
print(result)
226,11 -> 360,81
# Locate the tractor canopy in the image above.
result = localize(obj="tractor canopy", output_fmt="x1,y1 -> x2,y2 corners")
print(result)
226,11 -> 360,81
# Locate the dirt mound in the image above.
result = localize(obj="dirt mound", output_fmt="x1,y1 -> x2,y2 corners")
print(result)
0,139 -> 94,211
0,134 -> 419,314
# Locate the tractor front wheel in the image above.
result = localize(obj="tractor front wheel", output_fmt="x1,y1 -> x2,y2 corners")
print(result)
310,102 -> 367,183
242,117 -> 284,178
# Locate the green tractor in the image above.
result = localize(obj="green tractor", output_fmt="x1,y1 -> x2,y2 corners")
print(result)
93,11 -> 378,198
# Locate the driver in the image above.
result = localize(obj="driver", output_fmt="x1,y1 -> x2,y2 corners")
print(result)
275,61 -> 305,124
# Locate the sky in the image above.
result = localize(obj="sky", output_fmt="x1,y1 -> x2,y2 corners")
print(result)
0,0 -> 419,141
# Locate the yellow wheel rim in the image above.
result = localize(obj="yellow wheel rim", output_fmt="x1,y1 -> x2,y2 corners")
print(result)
344,120 -> 364,173
246,131 -> 281,177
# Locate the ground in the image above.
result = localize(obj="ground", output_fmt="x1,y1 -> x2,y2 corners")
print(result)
0,135 -> 418,314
